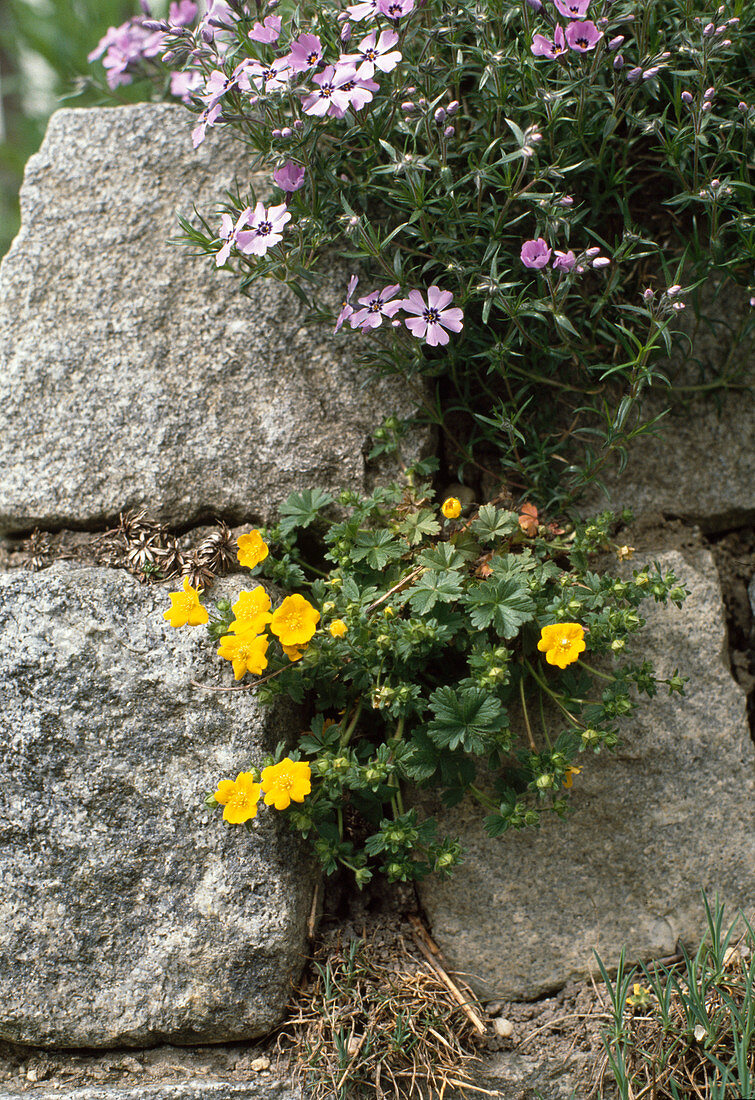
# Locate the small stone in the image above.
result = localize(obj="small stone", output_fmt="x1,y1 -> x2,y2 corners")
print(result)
492,1016 -> 514,1038
250,1056 -> 271,1072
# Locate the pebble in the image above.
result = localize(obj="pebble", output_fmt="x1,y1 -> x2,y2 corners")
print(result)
492,1016 -> 515,1038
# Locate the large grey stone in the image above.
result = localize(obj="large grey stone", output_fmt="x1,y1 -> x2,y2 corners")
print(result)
0,565 -> 315,1048
418,545 -> 755,1001
0,103 -> 427,534
587,283 -> 754,530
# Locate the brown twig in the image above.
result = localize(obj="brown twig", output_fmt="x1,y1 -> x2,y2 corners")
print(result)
410,933 -> 487,1035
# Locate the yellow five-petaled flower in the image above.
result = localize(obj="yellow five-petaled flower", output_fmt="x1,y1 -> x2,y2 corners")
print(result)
261,758 -> 312,810
214,772 -> 262,824
237,529 -> 269,570
163,576 -> 209,629
270,593 -> 321,647
229,585 -> 272,634
441,496 -> 462,520
537,623 -> 586,669
217,631 -> 269,679
329,619 -> 348,638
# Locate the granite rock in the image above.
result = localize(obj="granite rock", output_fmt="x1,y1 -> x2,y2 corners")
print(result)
0,565 -> 315,1048
0,103 -> 428,534
0,1087 -> 299,1100
417,545 -> 755,1000
586,282 -> 754,530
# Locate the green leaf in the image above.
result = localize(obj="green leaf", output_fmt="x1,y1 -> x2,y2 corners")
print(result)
406,570 -> 463,614
471,504 -> 519,543
418,543 -> 468,570
464,577 -> 535,638
398,509 -> 441,546
278,489 -> 334,536
427,686 -> 508,755
351,529 -> 405,570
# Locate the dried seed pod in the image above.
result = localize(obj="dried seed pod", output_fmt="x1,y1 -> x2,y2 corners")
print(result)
195,521 -> 236,574
181,551 -> 215,592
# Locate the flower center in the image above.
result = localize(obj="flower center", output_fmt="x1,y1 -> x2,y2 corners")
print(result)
559,637 -> 572,648
307,51 -> 319,64
575,35 -> 588,47
181,594 -> 196,611
423,307 -> 441,324
231,789 -> 250,808
256,220 -> 273,236
276,772 -> 294,791
363,48 -> 378,62
319,83 -> 334,98
368,296 -> 384,312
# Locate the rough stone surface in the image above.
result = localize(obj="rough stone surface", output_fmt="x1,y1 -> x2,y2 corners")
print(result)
0,103 -> 428,534
0,1087 -> 300,1100
0,565 -> 315,1048
418,544 -> 755,1001
586,284 -> 754,530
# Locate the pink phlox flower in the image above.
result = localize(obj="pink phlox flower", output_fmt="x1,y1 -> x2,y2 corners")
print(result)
274,161 -> 306,193
329,72 -> 380,116
191,102 -> 221,147
286,33 -> 324,72
350,285 -> 403,330
249,15 -> 282,43
401,287 -> 464,347
170,69 -> 203,102
346,0 -> 378,20
168,1 -> 197,26
236,58 -> 291,93
335,275 -> 360,333
201,68 -> 236,107
341,29 -> 401,80
531,24 -> 568,59
553,0 -> 590,18
302,64 -> 358,117
378,0 -> 415,18
521,238 -> 552,269
89,19 -> 165,87
552,249 -> 576,272
197,0 -> 234,40
565,19 -> 602,52
235,201 -> 291,257
216,207 -> 252,267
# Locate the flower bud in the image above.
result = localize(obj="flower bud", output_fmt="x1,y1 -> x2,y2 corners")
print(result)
643,288 -> 654,302
434,107 -> 447,124
443,125 -> 455,137
626,66 -> 642,82
340,21 -> 352,42
613,53 -> 624,70
667,284 -> 682,297
610,638 -> 625,651
525,0 -> 543,9
536,773 -> 555,789
704,86 -> 715,99
608,35 -> 624,49
681,90 -> 693,104
447,100 -> 460,114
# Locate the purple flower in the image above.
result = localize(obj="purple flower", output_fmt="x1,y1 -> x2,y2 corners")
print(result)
350,284 -> 403,330
335,275 -> 359,333
378,0 -> 415,18
341,29 -> 401,80
235,201 -> 291,257
216,207 -> 251,267
400,287 -> 464,347
302,64 -> 358,117
330,73 -> 380,116
235,58 -> 291,94
191,102 -> 221,148
531,24 -> 568,59
170,69 -> 202,102
520,238 -> 552,269
552,249 -> 576,272
201,68 -> 236,107
248,15 -> 282,43
88,19 -> 166,88
274,161 -> 306,193
565,19 -> 602,52
346,0 -> 378,20
168,1 -> 197,25
285,33 -> 323,72
553,0 -> 590,18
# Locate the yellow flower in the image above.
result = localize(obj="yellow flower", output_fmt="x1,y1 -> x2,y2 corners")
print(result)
237,530 -> 269,569
217,631 -> 269,679
214,772 -> 261,824
261,758 -> 312,810
626,983 -> 653,1009
229,586 -> 272,634
329,619 -> 348,638
537,623 -> 586,669
441,496 -> 462,519
563,765 -> 582,789
282,643 -> 306,662
617,544 -> 635,561
270,593 -> 321,646
163,576 -> 209,628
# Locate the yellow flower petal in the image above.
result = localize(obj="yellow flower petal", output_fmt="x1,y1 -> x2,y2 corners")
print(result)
237,530 -> 269,569
329,619 -> 348,638
270,594 -> 321,647
261,758 -> 312,810
537,623 -> 585,669
441,497 -> 462,519
215,772 -> 261,823
163,576 -> 207,628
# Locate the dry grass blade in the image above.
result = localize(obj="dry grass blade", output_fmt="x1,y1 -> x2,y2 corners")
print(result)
275,917 -> 489,1100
